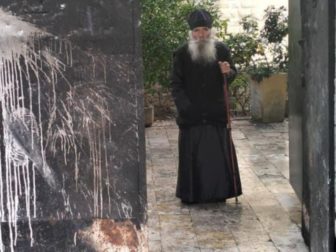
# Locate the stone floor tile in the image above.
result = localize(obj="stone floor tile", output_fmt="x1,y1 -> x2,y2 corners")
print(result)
147,212 -> 160,225
155,201 -> 190,215
153,176 -> 177,187
191,214 -> 231,231
273,193 -> 301,210
159,214 -> 195,234
269,224 -> 307,249
148,226 -> 161,241
151,158 -> 176,167
250,164 -> 283,177
237,241 -> 278,252
163,246 -> 201,252
259,176 -> 294,194
232,130 -> 247,140
155,187 -> 177,203
237,147 -> 265,156
204,247 -> 239,252
146,119 -> 308,252
147,138 -> 170,147
242,155 -> 268,165
153,170 -> 177,179
148,240 -> 162,252
152,162 -> 177,170
196,230 -> 236,249
232,119 -> 253,126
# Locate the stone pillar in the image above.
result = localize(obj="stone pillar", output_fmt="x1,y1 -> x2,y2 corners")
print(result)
301,0 -> 335,249
288,0 -> 303,201
0,1 -> 146,251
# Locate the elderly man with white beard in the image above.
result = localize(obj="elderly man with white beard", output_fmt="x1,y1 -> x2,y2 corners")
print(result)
170,9 -> 242,204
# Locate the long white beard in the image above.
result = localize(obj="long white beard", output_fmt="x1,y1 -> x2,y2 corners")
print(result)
188,33 -> 216,64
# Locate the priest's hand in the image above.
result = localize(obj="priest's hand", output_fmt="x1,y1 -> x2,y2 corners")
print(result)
218,61 -> 231,75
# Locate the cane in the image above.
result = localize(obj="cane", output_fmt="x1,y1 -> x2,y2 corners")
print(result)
223,74 -> 239,203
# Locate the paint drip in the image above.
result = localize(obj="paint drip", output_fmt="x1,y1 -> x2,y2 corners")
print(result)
0,9 -> 115,251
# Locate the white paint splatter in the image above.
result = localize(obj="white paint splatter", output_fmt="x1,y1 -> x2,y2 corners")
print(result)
0,9 -> 49,251
121,201 -> 133,219
0,8 -> 114,251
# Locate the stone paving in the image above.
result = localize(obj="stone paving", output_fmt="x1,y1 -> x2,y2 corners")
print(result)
145,119 -> 308,252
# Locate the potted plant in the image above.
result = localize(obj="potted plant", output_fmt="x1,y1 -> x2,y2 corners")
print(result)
247,6 -> 288,123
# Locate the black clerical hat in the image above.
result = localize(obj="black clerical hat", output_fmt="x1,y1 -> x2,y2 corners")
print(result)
187,9 -> 213,30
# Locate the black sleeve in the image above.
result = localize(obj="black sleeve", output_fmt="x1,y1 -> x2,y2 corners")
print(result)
218,43 -> 237,84
170,50 -> 192,113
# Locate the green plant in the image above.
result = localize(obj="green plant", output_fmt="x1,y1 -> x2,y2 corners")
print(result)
247,62 -> 273,83
261,6 -> 288,44
247,5 -> 288,82
225,15 -> 260,70
140,0 -> 227,98
229,73 -> 250,115
225,16 -> 260,115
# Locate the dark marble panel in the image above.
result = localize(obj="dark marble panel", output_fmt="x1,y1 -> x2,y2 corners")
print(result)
1,220 -> 94,252
301,0 -> 335,250
0,0 -> 146,250
1,0 -> 134,54
1,219 -> 143,251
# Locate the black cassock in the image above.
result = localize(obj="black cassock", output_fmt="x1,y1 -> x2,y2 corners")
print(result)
170,41 -> 242,203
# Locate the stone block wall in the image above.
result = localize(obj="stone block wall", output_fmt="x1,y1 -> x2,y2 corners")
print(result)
217,0 -> 288,33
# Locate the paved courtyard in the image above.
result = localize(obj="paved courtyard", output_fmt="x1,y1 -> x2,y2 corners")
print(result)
145,119 -> 308,252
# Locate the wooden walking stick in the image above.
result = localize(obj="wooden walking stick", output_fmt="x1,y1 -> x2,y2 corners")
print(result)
223,74 -> 239,203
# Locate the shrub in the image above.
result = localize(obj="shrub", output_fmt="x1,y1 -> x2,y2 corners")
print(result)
247,6 -> 288,82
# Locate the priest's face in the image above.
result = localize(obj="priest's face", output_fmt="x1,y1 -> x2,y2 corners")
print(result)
188,26 -> 216,63
191,26 -> 211,41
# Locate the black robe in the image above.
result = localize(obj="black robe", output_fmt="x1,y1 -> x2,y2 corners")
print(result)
170,41 -> 242,203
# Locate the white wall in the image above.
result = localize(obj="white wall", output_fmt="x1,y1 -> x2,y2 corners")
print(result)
217,0 -> 288,34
